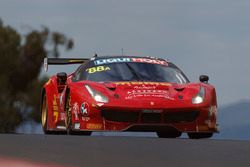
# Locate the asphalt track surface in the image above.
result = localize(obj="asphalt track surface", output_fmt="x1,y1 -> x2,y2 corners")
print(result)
0,134 -> 250,167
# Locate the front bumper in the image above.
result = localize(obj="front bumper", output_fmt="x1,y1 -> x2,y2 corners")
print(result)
72,105 -> 218,133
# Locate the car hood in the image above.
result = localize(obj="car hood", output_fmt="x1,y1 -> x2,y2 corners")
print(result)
106,81 -> 200,100
80,81 -> 203,109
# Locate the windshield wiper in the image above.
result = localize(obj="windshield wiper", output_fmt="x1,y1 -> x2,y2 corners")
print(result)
125,63 -> 144,81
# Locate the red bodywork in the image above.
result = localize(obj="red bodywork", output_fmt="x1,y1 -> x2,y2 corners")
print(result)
42,63 -> 218,134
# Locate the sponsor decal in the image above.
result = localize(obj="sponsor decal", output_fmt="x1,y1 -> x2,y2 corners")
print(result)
94,58 -> 167,66
81,102 -> 89,116
82,117 -> 90,121
142,109 -> 163,113
125,89 -> 174,100
86,66 -> 110,74
133,85 -> 156,90
131,58 -> 167,65
72,102 -> 79,121
127,89 -> 168,94
74,123 -> 81,130
86,123 -> 103,130
115,82 -> 171,86
53,95 -> 59,123
94,58 -> 131,65
198,125 -> 209,131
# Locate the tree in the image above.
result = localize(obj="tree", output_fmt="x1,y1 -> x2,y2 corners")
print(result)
0,19 -> 74,132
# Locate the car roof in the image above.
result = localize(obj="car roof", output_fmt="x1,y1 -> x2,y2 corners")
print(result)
90,55 -> 168,62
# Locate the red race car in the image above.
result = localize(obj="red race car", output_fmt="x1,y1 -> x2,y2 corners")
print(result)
41,55 -> 218,138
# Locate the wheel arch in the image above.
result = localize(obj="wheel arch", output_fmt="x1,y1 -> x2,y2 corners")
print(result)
64,87 -> 70,110
41,79 -> 58,130
40,88 -> 46,113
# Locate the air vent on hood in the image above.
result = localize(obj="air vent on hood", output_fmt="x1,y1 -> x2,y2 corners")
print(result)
174,87 -> 185,92
104,82 -> 117,91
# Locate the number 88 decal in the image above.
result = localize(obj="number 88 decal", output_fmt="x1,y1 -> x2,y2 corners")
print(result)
86,66 -> 111,74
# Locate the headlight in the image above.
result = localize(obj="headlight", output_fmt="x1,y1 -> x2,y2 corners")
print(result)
85,85 -> 109,103
192,86 -> 205,104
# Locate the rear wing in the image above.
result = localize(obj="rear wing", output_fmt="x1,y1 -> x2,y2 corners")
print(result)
44,57 -> 89,72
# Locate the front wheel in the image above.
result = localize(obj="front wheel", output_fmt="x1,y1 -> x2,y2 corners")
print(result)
65,91 -> 92,136
187,132 -> 213,139
157,131 -> 182,138
72,131 -> 92,136
65,92 -> 73,135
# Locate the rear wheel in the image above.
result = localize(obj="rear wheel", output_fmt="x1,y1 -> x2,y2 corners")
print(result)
157,131 -> 182,138
41,94 -> 52,134
187,132 -> 213,139
42,93 -> 66,134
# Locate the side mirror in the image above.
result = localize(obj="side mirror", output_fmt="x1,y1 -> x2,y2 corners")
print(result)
199,75 -> 209,83
57,72 -> 67,85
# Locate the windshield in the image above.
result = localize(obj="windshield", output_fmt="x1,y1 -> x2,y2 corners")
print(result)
77,59 -> 188,84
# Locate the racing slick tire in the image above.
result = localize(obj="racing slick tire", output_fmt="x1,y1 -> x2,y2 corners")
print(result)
187,132 -> 213,139
65,91 -> 92,136
157,131 -> 182,138
41,93 -> 53,134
